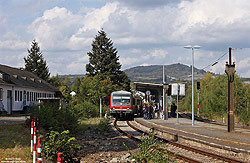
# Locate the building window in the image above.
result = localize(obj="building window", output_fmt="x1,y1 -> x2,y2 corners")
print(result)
27,92 -> 29,101
0,88 -> 3,101
23,91 -> 26,103
15,90 -> 17,101
20,91 -> 22,101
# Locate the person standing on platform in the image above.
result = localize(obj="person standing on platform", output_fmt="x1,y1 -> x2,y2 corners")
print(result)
148,103 -> 152,119
171,102 -> 177,118
144,102 -> 148,119
152,104 -> 156,119
139,104 -> 143,117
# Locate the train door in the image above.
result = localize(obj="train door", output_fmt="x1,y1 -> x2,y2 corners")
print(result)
7,90 -> 12,114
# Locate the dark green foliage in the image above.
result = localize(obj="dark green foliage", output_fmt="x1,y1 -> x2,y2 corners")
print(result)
125,129 -> 175,162
183,72 -> 250,126
97,118 -> 111,134
74,99 -> 110,119
58,77 -> 72,104
49,74 -> 63,88
71,77 -> 81,94
29,104 -> 78,132
234,76 -> 250,126
78,74 -> 115,105
75,100 -> 100,119
24,40 -> 50,82
86,29 -> 130,91
59,85 -> 71,103
43,130 -> 81,162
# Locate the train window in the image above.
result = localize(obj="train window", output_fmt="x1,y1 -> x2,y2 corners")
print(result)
112,95 -> 131,106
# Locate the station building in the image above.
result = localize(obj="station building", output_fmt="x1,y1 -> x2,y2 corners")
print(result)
0,64 -> 59,114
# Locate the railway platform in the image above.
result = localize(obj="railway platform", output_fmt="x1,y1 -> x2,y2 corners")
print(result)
135,117 -> 250,156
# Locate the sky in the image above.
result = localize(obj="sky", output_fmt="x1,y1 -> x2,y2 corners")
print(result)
1,0 -> 250,77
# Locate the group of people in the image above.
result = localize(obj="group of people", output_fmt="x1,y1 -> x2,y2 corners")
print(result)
136,101 -> 177,119
142,102 -> 158,119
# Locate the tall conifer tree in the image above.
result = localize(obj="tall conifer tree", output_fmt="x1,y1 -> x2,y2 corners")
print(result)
24,40 -> 50,82
86,30 -> 130,90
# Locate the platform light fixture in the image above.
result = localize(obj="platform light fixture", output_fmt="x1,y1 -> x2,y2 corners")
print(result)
184,45 -> 200,126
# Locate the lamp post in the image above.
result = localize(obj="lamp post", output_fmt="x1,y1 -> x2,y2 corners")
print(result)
184,45 -> 200,126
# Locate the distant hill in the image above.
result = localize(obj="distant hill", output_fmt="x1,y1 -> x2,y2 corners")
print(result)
124,63 -> 208,83
59,74 -> 85,86
58,63 -> 209,85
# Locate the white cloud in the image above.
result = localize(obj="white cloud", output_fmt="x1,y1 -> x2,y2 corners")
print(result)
120,57 -> 141,67
28,6 -> 84,50
177,56 -> 190,63
210,58 -> 227,74
237,57 -> 250,69
174,0 -> 250,44
1,0 -> 250,77
0,32 -> 27,50
83,2 -> 118,31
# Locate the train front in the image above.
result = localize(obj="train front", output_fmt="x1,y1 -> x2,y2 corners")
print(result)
110,90 -> 133,120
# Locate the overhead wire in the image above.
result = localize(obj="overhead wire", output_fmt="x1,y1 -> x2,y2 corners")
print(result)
202,50 -> 229,70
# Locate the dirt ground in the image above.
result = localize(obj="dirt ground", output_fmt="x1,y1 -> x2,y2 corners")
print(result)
77,124 -> 138,163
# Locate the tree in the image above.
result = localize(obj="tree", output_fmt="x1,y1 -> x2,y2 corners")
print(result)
49,74 -> 63,88
78,74 -> 115,105
71,77 -> 81,94
183,73 -> 250,126
86,29 -> 130,91
24,40 -> 50,82
59,85 -> 71,103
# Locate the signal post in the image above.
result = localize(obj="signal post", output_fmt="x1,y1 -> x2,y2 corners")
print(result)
225,47 -> 235,132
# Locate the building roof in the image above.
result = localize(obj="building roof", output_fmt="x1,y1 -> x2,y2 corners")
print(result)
0,64 -> 58,92
112,90 -> 131,95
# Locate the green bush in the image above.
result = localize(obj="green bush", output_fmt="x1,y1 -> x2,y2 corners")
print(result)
28,104 -> 78,132
125,129 -> 175,163
97,118 -> 111,134
43,130 -> 81,162
75,100 -> 100,119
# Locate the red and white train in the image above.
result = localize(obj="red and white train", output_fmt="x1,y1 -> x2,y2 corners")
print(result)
110,90 -> 143,120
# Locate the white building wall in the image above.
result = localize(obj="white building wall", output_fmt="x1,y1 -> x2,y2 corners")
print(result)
0,85 -> 13,114
0,84 -> 55,113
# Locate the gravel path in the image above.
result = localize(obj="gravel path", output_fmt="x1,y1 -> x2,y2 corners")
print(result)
77,121 -> 138,163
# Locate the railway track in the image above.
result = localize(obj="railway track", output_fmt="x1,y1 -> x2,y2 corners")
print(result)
114,119 -> 246,163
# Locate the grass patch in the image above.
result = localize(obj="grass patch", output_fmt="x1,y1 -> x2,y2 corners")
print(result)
0,124 -> 32,162
77,117 -> 111,135
0,117 -> 111,162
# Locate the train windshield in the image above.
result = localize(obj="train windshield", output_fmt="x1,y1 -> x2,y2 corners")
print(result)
112,95 -> 131,106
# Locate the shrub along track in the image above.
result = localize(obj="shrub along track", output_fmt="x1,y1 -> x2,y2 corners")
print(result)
113,119 -> 246,163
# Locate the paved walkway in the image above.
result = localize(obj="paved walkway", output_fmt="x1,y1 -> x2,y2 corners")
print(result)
0,116 -> 28,124
136,117 -> 250,152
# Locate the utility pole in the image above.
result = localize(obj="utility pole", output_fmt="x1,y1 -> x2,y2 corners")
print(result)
197,82 -> 200,117
163,65 -> 168,120
177,83 -> 180,124
225,47 -> 235,132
